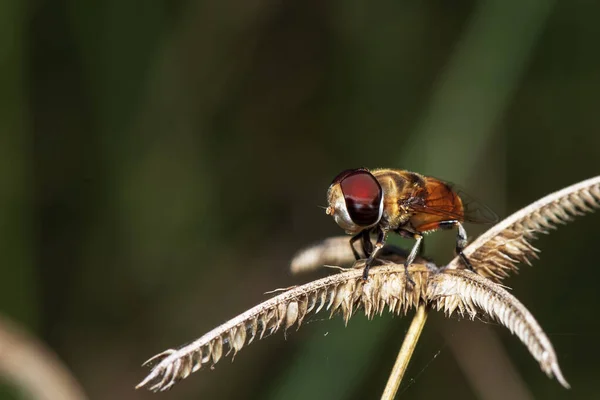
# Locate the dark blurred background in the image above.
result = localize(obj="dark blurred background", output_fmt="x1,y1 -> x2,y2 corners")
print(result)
1,0 -> 599,399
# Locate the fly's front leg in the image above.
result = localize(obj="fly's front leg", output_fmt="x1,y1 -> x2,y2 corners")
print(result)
360,230 -> 374,258
349,232 -> 363,261
350,230 -> 372,260
362,227 -> 388,280
439,220 -> 473,271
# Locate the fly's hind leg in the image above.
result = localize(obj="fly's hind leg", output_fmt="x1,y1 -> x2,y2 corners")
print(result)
439,220 -> 473,271
455,222 -> 473,270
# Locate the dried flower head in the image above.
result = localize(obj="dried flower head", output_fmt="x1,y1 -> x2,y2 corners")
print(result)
137,175 -> 600,393
137,262 -> 568,392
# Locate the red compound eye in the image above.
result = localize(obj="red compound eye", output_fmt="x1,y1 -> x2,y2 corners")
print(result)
338,169 -> 382,226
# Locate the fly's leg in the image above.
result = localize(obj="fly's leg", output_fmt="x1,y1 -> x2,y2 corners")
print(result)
350,230 -> 373,260
398,230 -> 423,287
455,222 -> 473,270
419,239 -> 425,257
439,220 -> 473,271
360,230 -> 374,258
362,227 -> 388,280
349,232 -> 363,260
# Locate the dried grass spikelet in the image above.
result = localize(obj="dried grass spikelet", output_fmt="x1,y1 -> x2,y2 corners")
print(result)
446,176 -> 600,281
137,262 -> 568,392
290,236 -> 359,274
137,262 -> 430,392
428,270 -> 569,388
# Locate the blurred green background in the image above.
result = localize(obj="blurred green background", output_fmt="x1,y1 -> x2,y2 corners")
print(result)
1,0 -> 599,399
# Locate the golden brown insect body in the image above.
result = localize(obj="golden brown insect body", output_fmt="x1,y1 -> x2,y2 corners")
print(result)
371,168 -> 471,233
326,168 -> 497,282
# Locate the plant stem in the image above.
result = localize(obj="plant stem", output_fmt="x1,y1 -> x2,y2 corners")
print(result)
381,304 -> 429,400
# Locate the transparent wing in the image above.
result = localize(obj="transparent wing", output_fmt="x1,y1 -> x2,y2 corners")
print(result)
454,184 -> 498,223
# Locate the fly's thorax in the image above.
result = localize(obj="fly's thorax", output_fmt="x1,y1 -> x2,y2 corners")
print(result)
371,169 -> 417,230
